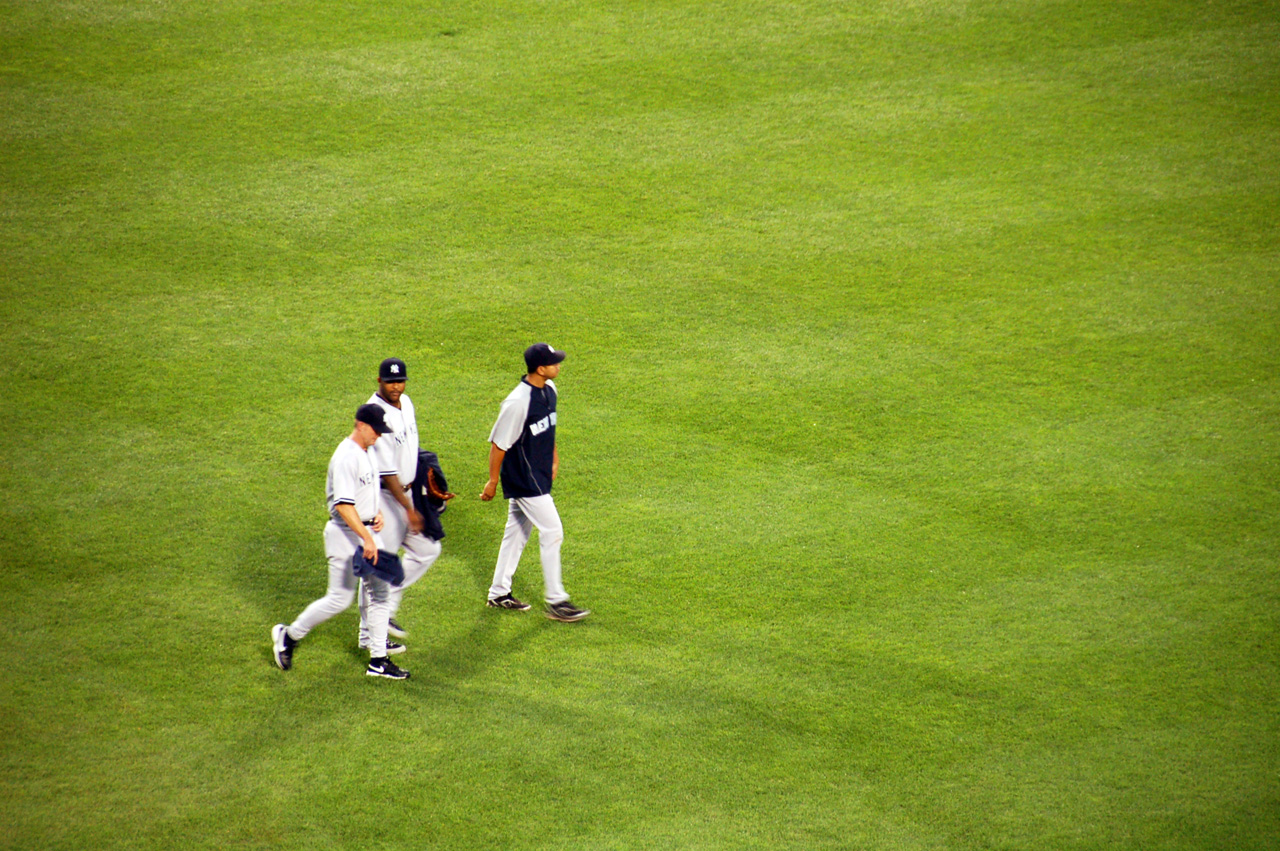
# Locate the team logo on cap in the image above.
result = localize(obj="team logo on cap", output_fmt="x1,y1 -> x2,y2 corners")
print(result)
390,363 -> 401,374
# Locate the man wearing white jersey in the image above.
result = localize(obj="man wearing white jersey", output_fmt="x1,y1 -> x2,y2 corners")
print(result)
356,357 -> 442,651
272,403 -> 410,680
480,343 -> 589,622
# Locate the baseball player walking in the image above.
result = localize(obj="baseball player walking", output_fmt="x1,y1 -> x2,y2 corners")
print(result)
356,357 -> 443,652
480,343 -> 589,622
272,403 -> 410,680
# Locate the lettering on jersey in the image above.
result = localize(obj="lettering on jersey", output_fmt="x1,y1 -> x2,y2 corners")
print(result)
529,411 -> 557,436
387,415 -> 415,447
359,470 -> 376,487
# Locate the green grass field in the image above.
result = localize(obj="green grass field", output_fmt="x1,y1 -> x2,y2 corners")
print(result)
2,0 -> 1278,848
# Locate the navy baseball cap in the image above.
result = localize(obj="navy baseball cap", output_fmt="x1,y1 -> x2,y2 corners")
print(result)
524,343 -> 567,371
379,358 -> 407,382
355,403 -> 393,434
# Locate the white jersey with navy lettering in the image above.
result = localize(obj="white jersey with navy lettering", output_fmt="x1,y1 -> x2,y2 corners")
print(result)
355,385 -> 442,649
367,392 -> 419,488
326,437 -> 379,524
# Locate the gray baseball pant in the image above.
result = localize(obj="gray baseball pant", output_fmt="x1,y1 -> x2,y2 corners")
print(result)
288,520 -> 392,658
357,496 -> 441,643
488,494 -> 569,605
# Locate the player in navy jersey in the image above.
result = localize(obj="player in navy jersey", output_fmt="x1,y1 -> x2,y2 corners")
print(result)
480,343 -> 590,622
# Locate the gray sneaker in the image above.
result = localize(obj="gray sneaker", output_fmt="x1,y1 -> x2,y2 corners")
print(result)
545,601 -> 590,622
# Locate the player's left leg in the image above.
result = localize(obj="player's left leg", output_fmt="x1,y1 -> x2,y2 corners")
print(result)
358,496 -> 410,646
389,531 -> 442,615
362,575 -> 393,658
517,495 -> 568,605
363,574 -> 409,680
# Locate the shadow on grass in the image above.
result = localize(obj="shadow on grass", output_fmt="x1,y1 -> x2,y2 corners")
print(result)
341,607 -> 548,686
243,497 -> 560,686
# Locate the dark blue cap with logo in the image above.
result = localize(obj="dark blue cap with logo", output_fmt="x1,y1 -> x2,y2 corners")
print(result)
355,403 -> 393,434
379,358 -> 407,382
524,343 -> 567,372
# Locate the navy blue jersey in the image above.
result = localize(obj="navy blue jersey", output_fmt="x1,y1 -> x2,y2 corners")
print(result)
488,378 -> 557,499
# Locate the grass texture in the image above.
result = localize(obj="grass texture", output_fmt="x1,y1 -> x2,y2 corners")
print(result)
1,0 -> 1277,848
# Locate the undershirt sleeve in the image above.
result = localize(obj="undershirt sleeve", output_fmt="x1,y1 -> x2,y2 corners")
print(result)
488,392 -> 529,451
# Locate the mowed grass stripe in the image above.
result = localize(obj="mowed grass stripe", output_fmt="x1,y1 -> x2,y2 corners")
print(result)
1,0 -> 1278,848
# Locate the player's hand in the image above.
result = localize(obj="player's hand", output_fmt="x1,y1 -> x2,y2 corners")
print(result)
363,539 -> 378,563
371,512 -> 384,533
480,480 -> 498,501
408,507 -> 425,534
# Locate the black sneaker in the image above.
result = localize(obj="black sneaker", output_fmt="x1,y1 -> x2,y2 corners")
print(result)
487,594 -> 531,611
366,657 -> 410,680
272,624 -> 296,670
387,618 -> 408,639
545,601 -> 590,622
359,640 -> 407,655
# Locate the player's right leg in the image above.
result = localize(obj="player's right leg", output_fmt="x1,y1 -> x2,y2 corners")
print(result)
518,495 -> 568,605
487,499 -> 533,606
273,522 -> 361,669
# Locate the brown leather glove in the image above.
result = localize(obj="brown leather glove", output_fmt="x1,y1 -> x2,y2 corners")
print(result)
427,468 -> 456,501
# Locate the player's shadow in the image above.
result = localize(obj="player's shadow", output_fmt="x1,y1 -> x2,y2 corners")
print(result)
243,485 -> 569,685
334,496 -> 560,683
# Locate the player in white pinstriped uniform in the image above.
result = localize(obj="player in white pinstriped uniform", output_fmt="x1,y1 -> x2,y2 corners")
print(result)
356,357 -> 442,650
272,403 -> 409,679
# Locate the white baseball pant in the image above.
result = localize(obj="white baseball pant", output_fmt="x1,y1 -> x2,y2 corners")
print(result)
288,520 -> 392,658
358,495 -> 442,643
488,494 -> 569,605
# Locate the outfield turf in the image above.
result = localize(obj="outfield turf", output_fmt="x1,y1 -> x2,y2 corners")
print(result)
1,1 -> 1278,848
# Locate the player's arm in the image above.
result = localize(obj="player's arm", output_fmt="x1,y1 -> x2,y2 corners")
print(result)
334,502 -> 378,562
552,445 -> 559,481
382,473 -> 424,533
481,443 -> 505,501
370,425 -> 424,533
482,392 -> 526,502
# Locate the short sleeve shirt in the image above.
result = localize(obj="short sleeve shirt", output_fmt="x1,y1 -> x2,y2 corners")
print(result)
367,392 -> 419,488
488,378 -> 557,499
327,437 -> 379,524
